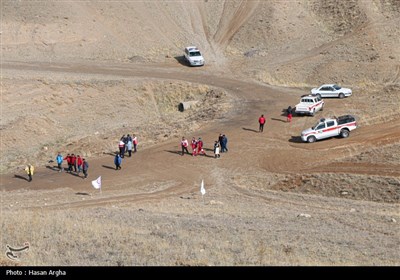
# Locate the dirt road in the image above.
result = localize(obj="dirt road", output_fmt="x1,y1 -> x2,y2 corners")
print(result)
1,60 -> 399,207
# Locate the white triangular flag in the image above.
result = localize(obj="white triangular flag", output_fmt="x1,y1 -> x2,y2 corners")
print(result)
92,176 -> 101,189
200,179 -> 206,196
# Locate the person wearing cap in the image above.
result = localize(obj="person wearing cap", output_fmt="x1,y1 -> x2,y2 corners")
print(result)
25,164 -> 34,182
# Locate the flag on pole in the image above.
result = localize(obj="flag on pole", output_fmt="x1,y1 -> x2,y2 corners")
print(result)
92,176 -> 102,190
200,179 -> 206,196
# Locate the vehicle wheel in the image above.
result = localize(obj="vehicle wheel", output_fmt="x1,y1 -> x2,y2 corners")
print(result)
339,93 -> 345,99
317,94 -> 322,99
307,136 -> 317,143
340,129 -> 349,138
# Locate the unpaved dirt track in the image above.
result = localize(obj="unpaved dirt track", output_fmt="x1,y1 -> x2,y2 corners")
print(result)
1,60 -> 399,208
1,0 -> 400,265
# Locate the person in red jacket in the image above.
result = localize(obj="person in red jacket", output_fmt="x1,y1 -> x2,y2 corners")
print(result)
197,137 -> 206,156
191,137 -> 198,156
64,154 -> 72,173
77,155 -> 83,174
259,114 -> 266,132
71,154 -> 77,172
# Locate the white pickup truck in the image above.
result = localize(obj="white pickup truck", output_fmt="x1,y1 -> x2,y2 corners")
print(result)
294,95 -> 324,116
301,115 -> 357,143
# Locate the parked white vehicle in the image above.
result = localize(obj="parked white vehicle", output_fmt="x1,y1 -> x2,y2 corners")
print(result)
294,95 -> 324,116
184,46 -> 205,66
311,84 -> 352,98
301,115 -> 357,143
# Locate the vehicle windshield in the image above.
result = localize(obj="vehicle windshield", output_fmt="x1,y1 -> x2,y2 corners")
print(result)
189,51 -> 201,57
312,121 -> 321,130
333,84 -> 342,90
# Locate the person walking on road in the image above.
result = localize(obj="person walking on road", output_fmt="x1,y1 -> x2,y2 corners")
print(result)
25,164 -> 34,182
114,153 -> 122,170
221,134 -> 228,153
259,114 -> 266,132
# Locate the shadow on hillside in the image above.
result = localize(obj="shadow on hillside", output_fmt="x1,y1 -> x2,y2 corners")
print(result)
14,174 -> 28,181
242,127 -> 259,133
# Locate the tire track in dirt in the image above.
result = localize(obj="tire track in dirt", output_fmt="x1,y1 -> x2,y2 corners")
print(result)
212,0 -> 260,49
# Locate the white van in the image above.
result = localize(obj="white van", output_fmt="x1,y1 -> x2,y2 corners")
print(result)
184,46 -> 205,66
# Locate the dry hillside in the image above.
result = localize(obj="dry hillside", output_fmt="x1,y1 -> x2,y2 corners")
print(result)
0,0 -> 399,266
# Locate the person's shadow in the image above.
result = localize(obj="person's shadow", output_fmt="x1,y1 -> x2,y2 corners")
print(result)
271,118 -> 286,123
45,165 -> 59,171
242,127 -> 259,133
14,175 -> 28,181
102,165 -> 116,170
165,150 -> 183,156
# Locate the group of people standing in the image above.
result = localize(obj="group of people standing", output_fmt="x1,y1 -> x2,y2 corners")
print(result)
56,153 -> 89,179
181,134 -> 228,159
118,134 -> 138,158
115,134 -> 139,170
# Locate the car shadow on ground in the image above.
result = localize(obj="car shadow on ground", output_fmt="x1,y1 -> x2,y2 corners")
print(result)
242,127 -> 259,133
174,56 -> 189,67
14,174 -> 28,181
289,136 -> 304,143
